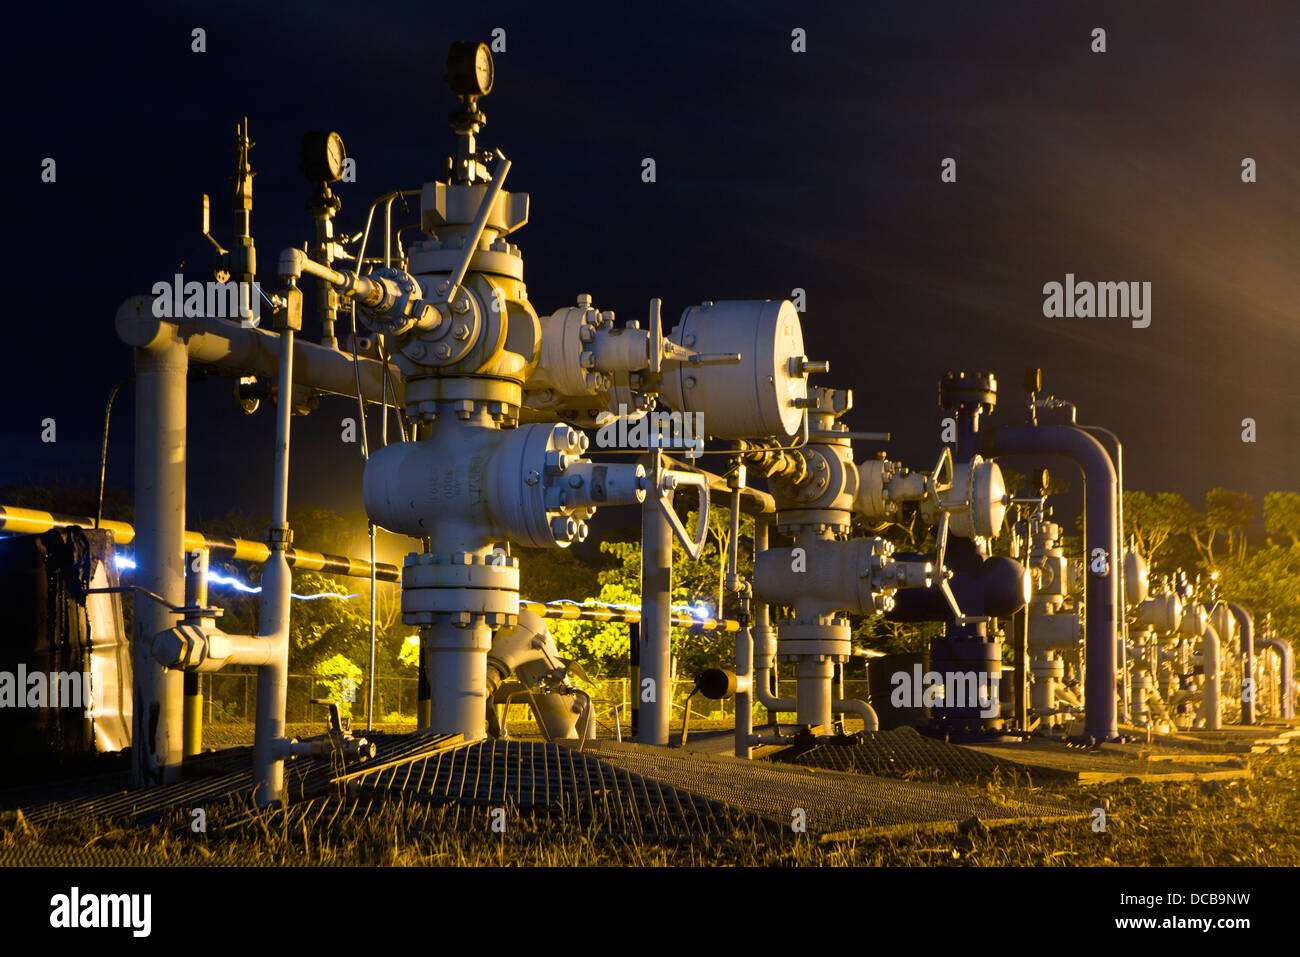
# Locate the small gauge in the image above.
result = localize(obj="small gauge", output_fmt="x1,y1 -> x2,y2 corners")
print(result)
299,130 -> 347,184
446,41 -> 493,96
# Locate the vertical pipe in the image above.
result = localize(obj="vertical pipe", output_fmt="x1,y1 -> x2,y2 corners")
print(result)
735,613 -> 753,759
253,323 -> 295,805
628,622 -> 640,737
131,336 -> 188,786
416,640 -> 431,728
639,479 -> 673,746
991,425 -> 1118,742
831,661 -> 845,734
425,618 -> 491,738
1201,623 -> 1221,731
1227,604 -> 1255,725
367,522 -> 377,731
795,659 -> 834,729
1259,637 -> 1294,720
182,547 -> 209,759
1013,607 -> 1029,731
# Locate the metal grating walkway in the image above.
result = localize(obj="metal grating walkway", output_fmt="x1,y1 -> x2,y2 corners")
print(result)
342,738 -> 758,837
770,727 -> 1071,785
18,732 -> 462,826
584,740 -> 1082,838
16,734 -> 1086,843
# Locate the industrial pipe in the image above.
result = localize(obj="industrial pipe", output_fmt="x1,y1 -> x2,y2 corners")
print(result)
117,296 -> 397,405
990,424 -> 1119,742
749,518 -> 797,720
1257,637 -> 1295,719
1227,603 -> 1256,724
1197,622 -> 1221,731
130,329 -> 188,786
182,548 -> 208,758
251,297 -> 299,804
833,695 -> 879,732
639,467 -> 673,746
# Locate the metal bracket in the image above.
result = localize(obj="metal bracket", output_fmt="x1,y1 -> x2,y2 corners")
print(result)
650,452 -> 710,560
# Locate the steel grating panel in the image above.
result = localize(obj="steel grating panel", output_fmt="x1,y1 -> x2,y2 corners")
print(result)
771,727 -> 1072,785
16,733 -> 1085,843
966,737 -> 1249,781
584,740 -> 1082,836
18,732 -> 461,826
345,738 -> 759,837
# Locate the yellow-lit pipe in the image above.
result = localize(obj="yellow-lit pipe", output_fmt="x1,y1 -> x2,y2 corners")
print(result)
1,505 -> 740,631
0,505 -> 400,583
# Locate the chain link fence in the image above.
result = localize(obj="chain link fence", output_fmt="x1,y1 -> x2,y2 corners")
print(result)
199,670 -> 872,730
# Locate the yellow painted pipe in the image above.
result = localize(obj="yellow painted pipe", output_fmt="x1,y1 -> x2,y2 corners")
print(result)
0,505 -> 740,631
0,505 -> 400,583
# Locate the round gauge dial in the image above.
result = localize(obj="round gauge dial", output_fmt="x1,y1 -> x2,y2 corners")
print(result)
447,41 -> 493,96
299,130 -> 347,184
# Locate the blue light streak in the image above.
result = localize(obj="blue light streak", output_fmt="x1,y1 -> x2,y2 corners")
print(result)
113,555 -> 359,601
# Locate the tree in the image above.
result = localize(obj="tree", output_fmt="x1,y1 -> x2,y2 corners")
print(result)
1124,490 -> 1199,571
1195,488 -> 1254,569
542,504 -> 752,680
1264,491 -> 1300,546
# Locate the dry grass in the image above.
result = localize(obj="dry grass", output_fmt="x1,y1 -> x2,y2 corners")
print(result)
3,748 -> 1297,867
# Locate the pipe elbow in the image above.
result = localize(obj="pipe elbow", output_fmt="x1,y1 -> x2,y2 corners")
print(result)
834,697 -> 878,732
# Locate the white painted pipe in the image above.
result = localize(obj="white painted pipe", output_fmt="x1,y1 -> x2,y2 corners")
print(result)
252,318 -> 297,805
638,481 -> 673,746
1200,623 -> 1221,731
130,330 -> 188,787
426,617 -> 492,740
117,296 -> 395,403
734,623 -> 754,759
1257,638 -> 1295,719
834,696 -> 878,732
795,658 -> 834,729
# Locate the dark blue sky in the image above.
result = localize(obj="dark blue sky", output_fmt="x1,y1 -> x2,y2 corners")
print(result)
3,0 -> 1296,538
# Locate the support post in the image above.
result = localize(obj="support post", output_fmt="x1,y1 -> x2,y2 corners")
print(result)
639,461 -> 673,746
182,547 -> 209,759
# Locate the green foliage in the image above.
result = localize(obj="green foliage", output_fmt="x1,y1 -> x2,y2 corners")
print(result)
538,508 -> 754,680
1124,490 -> 1199,574
313,653 -> 363,718
1214,544 -> 1300,644
1264,492 -> 1300,546
1121,488 -> 1295,652
1203,488 -> 1255,564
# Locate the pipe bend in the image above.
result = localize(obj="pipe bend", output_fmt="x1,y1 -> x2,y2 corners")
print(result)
834,697 -> 878,732
753,667 -> 797,713
989,423 -> 1119,742
1256,637 -> 1295,720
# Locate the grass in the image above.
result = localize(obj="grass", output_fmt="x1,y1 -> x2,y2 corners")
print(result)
2,737 -> 1297,867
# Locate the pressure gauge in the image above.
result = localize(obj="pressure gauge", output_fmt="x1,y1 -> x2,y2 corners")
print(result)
299,130 -> 346,184
446,41 -> 493,96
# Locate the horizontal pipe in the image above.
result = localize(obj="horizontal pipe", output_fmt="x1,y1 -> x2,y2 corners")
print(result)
0,506 -> 401,583
116,295 -> 398,404
519,599 -> 738,633
2,507 -> 743,632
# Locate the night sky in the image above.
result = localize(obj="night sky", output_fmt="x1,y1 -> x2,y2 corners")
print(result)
3,1 -> 1297,546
